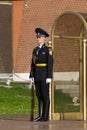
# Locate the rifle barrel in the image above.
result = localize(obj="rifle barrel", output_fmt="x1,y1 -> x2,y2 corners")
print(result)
30,83 -> 34,121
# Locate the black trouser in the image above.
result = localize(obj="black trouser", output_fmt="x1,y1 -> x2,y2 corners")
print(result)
35,80 -> 50,120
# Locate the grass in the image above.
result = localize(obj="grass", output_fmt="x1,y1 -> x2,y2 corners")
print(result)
0,82 -> 38,117
54,89 -> 80,113
0,82 -> 80,117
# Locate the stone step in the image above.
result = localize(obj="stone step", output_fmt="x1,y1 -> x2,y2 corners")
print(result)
55,84 -> 79,98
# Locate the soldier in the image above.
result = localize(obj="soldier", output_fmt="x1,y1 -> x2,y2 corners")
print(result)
29,28 -> 53,121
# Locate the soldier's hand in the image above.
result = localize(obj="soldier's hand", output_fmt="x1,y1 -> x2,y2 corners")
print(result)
46,78 -> 51,83
29,78 -> 34,83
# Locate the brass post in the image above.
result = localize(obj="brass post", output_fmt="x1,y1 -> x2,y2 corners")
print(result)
83,39 -> 87,120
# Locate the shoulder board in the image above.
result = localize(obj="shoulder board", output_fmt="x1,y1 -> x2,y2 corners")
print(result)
49,48 -> 53,55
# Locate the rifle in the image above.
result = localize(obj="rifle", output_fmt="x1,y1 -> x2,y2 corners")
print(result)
30,82 -> 34,121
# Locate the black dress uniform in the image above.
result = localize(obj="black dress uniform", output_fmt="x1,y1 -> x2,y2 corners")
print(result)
30,28 -> 53,121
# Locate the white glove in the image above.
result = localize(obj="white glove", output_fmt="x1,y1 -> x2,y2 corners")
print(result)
29,78 -> 34,83
46,78 -> 51,83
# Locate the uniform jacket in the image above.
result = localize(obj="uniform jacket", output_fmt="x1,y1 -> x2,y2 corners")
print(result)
30,43 -> 53,81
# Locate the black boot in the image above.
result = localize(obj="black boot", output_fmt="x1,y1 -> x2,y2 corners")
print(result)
41,99 -> 50,121
33,100 -> 43,121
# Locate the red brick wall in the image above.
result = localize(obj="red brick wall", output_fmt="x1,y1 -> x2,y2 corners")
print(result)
13,0 -> 87,73
53,13 -> 82,72
12,1 -> 24,71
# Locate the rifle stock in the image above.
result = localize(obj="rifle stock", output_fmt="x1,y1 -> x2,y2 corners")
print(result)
30,82 -> 34,121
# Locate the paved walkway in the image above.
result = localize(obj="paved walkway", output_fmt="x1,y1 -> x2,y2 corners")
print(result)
0,117 -> 87,130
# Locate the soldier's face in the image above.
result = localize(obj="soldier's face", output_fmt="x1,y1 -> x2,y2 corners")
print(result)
37,36 -> 46,44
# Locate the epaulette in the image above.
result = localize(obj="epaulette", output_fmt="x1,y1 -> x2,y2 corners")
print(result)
46,42 -> 53,55
49,47 -> 53,55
